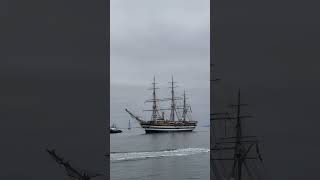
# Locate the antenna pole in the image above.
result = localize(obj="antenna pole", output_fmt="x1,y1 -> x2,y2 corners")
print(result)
128,119 -> 131,130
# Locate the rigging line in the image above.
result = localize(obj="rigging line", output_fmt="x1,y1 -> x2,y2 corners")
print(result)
155,103 -> 162,117
211,121 -> 217,143
230,158 -> 238,180
256,144 -> 263,162
243,160 -> 255,180
225,112 -> 233,137
211,159 -> 223,180
163,113 -> 169,120
211,121 -> 229,176
174,108 -> 181,120
251,161 -> 262,180
186,113 -> 192,121
215,144 -> 227,177
258,158 -> 266,180
243,143 -> 255,159
229,113 -> 237,137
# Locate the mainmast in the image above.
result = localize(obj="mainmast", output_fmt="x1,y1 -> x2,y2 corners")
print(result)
169,76 -> 181,121
159,77 -> 188,121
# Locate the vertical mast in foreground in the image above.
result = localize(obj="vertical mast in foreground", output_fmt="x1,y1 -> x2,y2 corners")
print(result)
211,89 -> 263,180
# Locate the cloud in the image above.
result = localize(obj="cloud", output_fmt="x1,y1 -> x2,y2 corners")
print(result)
111,0 -> 210,86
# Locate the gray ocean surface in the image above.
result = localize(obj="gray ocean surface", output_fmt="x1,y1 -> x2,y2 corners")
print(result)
110,83 -> 210,180
110,127 -> 209,180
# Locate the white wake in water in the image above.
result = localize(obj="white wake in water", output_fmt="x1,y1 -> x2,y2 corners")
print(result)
111,148 -> 209,162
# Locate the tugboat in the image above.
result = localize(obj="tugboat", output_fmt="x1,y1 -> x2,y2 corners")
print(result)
110,124 -> 122,134
125,76 -> 197,133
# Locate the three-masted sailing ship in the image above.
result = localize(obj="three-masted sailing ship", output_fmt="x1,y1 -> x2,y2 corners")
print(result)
125,76 -> 197,133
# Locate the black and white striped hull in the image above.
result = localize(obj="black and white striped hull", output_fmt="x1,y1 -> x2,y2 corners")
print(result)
142,125 -> 196,133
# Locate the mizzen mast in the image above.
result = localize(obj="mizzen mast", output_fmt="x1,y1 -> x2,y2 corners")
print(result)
183,90 -> 187,121
181,90 -> 192,121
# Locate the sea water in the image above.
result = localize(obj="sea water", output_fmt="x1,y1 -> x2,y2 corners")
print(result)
110,127 -> 210,180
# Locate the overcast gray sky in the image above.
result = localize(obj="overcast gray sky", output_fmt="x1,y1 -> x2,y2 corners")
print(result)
110,0 -> 210,126
111,0 -> 210,87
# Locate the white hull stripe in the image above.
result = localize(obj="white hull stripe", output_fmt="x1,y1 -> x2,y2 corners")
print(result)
145,128 -> 194,131
142,126 -> 196,129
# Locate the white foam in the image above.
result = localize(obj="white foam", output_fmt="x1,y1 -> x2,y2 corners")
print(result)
110,148 -> 209,162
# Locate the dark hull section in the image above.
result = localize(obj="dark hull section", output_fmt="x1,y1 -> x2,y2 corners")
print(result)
145,129 -> 194,133
110,129 -> 122,134
140,120 -> 197,134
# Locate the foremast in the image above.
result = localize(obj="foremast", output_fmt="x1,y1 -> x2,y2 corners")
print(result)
168,76 -> 182,121
144,76 -> 162,121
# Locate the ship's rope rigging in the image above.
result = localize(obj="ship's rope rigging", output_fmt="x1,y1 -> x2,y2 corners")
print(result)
125,76 -> 197,133
211,90 -> 264,180
46,149 -> 103,180
142,76 -> 194,122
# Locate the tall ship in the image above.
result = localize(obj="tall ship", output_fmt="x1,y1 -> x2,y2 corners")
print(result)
125,76 -> 197,133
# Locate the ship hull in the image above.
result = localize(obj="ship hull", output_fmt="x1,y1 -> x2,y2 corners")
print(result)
110,129 -> 122,134
142,125 -> 196,133
145,128 -> 194,133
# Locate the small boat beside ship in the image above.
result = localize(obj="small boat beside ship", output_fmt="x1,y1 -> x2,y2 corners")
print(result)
110,124 -> 122,134
125,76 -> 197,133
